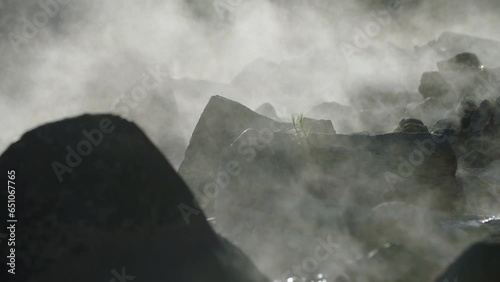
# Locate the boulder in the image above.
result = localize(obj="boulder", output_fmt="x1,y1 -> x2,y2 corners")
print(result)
306,101 -> 355,133
418,71 -> 453,100
456,95 -> 479,135
436,52 -> 482,73
178,96 -> 335,214
393,118 -> 429,133
0,114 -> 268,282
469,99 -> 494,133
435,233 -> 500,282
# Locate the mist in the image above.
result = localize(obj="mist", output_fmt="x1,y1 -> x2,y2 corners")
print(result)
2,0 -> 500,281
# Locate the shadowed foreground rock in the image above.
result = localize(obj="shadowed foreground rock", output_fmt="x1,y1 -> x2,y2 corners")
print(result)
436,233 -> 500,282
0,114 -> 269,282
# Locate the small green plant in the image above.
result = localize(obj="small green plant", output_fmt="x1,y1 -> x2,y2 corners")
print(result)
291,114 -> 311,146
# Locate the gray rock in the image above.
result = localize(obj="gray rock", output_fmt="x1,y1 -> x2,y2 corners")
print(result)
456,96 -> 478,135
436,52 -> 482,73
469,99 -> 494,133
394,118 -> 429,133
418,71 -> 453,100
178,96 -> 335,214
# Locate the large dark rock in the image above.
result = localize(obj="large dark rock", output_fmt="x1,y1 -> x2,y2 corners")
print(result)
437,52 -> 482,73
178,96 -> 335,214
436,233 -> 500,282
0,114 -> 268,282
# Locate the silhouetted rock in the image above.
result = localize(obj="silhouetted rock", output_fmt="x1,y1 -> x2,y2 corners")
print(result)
436,233 -> 500,282
456,96 -> 478,135
469,99 -> 494,133
419,71 -> 453,100
394,118 -> 429,133
0,114 -> 269,282
437,52 -> 482,73
178,96 -> 335,214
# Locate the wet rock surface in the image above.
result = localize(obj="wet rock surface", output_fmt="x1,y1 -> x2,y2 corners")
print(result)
0,114 -> 269,282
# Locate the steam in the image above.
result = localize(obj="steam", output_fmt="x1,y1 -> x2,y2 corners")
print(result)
2,0 -> 500,280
